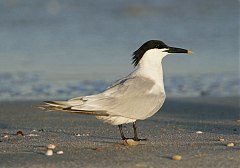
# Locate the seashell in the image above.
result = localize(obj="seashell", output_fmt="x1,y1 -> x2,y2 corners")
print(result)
218,138 -> 224,142
196,131 -> 203,134
16,131 -> 24,136
226,143 -> 234,147
123,139 -> 139,146
47,144 -> 56,149
45,149 -> 53,156
57,151 -> 64,155
172,155 -> 182,161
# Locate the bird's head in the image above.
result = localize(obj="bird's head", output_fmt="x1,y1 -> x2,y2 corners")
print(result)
132,40 -> 192,66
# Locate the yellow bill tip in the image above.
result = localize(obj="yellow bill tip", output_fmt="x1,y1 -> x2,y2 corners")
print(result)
187,50 -> 193,54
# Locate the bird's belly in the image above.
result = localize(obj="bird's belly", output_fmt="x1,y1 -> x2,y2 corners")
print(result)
96,116 -> 136,125
95,93 -> 165,125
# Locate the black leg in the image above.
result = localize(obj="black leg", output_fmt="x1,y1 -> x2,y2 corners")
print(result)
133,122 -> 147,141
118,124 -> 126,140
133,122 -> 138,140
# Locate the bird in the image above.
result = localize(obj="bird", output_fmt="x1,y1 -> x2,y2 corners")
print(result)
39,40 -> 192,141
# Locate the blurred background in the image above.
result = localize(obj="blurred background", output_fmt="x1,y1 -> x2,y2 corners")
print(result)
0,0 -> 239,100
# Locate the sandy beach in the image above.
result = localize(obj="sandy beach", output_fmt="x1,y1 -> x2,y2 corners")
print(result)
0,97 -> 239,168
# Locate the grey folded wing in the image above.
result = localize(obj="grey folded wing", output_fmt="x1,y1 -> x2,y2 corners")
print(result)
71,76 -> 165,120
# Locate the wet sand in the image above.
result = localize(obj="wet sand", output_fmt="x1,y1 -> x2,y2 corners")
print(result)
0,97 -> 239,168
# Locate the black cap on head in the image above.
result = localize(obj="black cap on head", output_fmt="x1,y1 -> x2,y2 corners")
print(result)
132,40 -> 169,66
132,40 -> 191,66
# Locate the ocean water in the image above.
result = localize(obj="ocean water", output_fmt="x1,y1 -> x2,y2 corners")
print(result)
0,72 -> 239,101
0,0 -> 239,100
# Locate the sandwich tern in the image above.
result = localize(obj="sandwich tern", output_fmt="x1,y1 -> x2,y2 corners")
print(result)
40,40 -> 192,141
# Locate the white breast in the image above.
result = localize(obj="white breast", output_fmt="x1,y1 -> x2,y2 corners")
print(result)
135,48 -> 167,94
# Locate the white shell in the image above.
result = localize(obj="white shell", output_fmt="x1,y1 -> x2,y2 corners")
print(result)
27,134 -> 38,137
47,144 -> 56,149
218,138 -> 224,142
45,149 -> 53,156
57,151 -> 64,154
196,131 -> 203,134
227,143 -> 234,147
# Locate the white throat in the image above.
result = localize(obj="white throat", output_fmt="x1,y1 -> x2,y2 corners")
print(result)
133,49 -> 168,91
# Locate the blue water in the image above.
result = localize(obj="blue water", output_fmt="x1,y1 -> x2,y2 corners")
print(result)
0,72 -> 238,101
0,0 -> 239,100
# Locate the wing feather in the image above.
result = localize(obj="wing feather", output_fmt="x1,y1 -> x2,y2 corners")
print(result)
71,76 -> 165,119
40,76 -> 165,120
